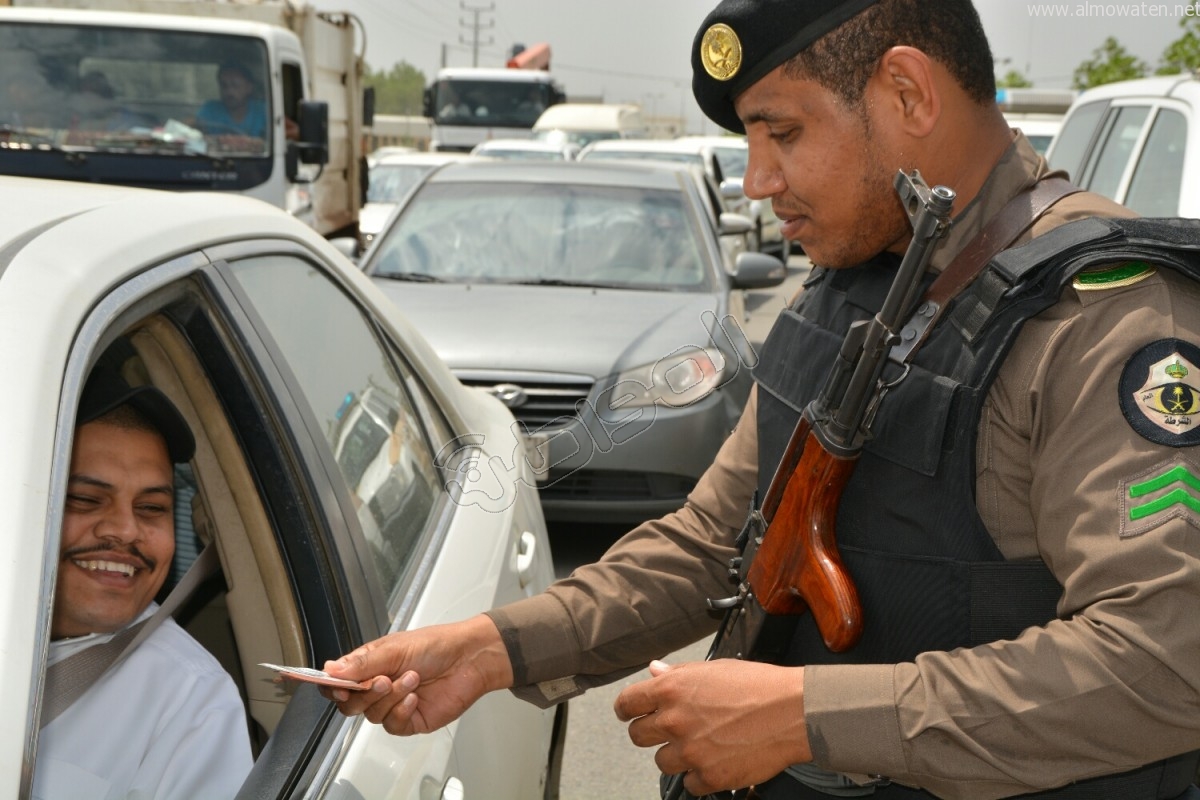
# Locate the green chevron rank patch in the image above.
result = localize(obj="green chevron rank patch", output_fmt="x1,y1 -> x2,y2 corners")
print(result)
1120,458 -> 1200,538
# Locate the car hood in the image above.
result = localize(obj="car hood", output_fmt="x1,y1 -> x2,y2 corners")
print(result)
370,281 -> 725,377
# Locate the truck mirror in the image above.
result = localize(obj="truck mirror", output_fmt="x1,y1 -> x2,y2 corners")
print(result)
297,100 -> 329,166
362,86 -> 375,127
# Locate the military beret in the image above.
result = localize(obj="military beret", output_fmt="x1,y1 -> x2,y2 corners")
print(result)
692,0 -> 882,133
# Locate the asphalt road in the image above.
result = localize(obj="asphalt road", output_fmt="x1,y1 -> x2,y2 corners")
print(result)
547,254 -> 811,800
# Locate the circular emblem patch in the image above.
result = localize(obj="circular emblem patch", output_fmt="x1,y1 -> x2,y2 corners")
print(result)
700,23 -> 742,81
1120,338 -> 1200,447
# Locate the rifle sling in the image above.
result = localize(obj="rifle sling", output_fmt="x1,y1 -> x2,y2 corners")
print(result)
893,175 -> 1081,364
40,543 -> 221,729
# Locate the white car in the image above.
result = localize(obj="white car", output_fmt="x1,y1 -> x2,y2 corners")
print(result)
471,138 -> 580,161
0,177 -> 564,798
674,134 -> 790,259
1047,74 -> 1199,218
362,151 -> 476,249
577,137 -> 780,255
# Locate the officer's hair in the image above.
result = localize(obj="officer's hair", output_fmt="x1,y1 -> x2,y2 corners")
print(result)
784,0 -> 996,109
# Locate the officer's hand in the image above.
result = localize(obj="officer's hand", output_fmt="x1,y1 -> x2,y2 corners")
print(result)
614,659 -> 811,796
320,614 -> 513,736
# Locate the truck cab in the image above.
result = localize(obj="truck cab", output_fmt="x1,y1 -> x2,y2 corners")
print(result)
423,67 -> 566,152
0,3 -> 365,237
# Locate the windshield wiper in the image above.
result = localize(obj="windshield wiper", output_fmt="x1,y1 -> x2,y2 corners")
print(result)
512,278 -> 630,290
376,271 -> 445,283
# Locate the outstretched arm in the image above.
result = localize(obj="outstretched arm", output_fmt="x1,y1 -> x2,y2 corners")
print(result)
321,613 -> 513,735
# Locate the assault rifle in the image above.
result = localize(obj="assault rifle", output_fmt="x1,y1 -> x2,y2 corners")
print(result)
662,171 -> 955,800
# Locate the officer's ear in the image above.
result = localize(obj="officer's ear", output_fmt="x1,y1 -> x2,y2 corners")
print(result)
870,46 -> 939,140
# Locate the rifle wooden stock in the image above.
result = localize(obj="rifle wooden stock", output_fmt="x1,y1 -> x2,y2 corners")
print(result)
747,413 -> 863,652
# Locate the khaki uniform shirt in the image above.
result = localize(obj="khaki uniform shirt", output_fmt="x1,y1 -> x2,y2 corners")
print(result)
487,134 -> 1200,799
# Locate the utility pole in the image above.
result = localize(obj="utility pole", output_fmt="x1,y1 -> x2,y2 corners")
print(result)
459,1 -> 495,68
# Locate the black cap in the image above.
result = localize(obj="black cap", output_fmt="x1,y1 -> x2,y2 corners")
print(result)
692,0 -> 882,133
78,368 -> 196,464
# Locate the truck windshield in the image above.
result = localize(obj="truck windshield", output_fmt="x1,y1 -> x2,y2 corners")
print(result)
0,21 -> 271,159
432,79 -> 553,128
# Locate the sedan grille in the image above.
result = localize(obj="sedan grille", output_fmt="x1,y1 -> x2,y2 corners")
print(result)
456,370 -> 595,429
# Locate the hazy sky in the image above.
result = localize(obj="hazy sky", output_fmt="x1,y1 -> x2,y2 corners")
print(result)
321,0 -> 1190,133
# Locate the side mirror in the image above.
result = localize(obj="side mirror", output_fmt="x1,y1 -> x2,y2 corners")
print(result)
422,87 -> 434,118
719,178 -> 746,202
328,236 -> 360,264
362,86 -> 376,128
718,212 -> 754,237
296,100 -> 329,166
731,251 -> 787,289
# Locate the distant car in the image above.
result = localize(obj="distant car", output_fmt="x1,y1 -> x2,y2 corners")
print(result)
1002,113 -> 1062,156
365,145 -> 416,169
531,102 -> 648,148
0,176 -> 564,798
471,138 -> 580,160
362,151 -> 475,249
577,137 -> 770,252
674,134 -> 790,259
360,160 -> 786,524
1046,74 -> 1198,217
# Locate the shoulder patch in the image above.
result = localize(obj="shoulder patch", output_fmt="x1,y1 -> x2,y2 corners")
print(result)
1073,260 -> 1156,291
1120,339 -> 1200,447
1120,457 -> 1200,538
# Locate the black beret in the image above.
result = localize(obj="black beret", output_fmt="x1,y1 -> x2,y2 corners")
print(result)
692,0 -> 882,133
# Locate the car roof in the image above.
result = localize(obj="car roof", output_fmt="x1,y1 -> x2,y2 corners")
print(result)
374,151 -> 476,167
423,159 -> 689,190
583,139 -> 713,154
1069,74 -> 1200,105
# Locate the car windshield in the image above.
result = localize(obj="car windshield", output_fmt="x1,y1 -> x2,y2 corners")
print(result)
371,181 -> 713,291
0,21 -> 270,157
367,163 -> 439,203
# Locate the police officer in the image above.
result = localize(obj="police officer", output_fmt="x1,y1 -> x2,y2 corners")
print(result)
321,1 -> 1200,797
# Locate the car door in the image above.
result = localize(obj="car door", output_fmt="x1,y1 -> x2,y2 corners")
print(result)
1050,97 -> 1190,216
205,246 -> 559,800
28,239 -> 556,799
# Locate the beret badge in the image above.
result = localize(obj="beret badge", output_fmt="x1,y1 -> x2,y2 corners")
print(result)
700,22 -> 742,81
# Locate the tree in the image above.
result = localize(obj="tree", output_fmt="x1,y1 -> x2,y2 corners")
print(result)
997,69 -> 1032,88
1072,36 -> 1148,89
1156,16 -> 1200,75
364,61 -> 427,116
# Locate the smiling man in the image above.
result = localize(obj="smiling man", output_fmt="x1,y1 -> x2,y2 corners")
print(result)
34,366 -> 252,800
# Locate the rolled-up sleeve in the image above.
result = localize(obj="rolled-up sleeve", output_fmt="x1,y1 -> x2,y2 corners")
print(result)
487,388 -> 762,706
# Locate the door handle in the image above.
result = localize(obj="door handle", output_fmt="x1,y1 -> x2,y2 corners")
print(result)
516,530 -> 538,588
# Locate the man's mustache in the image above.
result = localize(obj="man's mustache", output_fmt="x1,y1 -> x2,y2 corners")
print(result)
61,543 -> 156,571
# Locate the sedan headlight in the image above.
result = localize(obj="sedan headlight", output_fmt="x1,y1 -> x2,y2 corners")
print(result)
610,347 -> 729,409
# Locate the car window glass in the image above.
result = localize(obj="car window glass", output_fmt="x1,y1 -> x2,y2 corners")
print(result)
1083,105 -> 1150,200
1047,100 -> 1109,180
372,182 -> 711,290
226,255 -> 441,604
1123,107 -> 1186,217
711,146 -> 747,179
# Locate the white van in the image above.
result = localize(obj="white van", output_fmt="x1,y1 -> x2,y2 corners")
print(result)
532,103 -> 647,148
1046,74 -> 1199,218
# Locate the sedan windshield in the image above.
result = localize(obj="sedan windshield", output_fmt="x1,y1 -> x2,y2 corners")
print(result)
370,182 -> 714,291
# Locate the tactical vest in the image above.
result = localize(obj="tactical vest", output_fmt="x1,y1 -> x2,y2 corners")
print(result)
750,218 -> 1200,799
